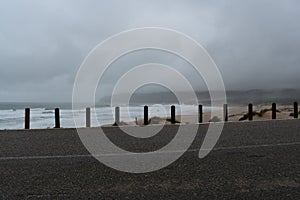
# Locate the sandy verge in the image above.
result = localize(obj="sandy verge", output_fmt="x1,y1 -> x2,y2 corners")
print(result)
104,104 -> 299,126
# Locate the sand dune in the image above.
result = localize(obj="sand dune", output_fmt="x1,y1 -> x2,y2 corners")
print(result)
108,104 -> 299,126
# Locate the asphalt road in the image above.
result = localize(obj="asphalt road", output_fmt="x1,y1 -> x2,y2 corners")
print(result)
0,120 -> 300,199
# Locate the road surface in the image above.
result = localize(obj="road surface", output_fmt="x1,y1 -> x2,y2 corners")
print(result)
0,120 -> 299,199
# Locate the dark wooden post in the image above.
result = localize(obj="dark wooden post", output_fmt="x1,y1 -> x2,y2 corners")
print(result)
115,106 -> 120,125
294,102 -> 298,119
198,104 -> 203,123
171,105 -> 176,124
86,107 -> 91,128
55,108 -> 60,128
272,103 -> 276,120
248,104 -> 253,121
25,108 -> 30,129
223,104 -> 228,122
144,105 -> 148,125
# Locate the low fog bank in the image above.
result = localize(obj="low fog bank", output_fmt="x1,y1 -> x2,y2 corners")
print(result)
98,89 -> 300,106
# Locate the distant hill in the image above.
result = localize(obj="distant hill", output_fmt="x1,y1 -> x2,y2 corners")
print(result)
97,89 -> 300,106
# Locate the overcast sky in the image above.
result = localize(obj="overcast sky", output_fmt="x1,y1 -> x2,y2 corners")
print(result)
0,0 -> 300,102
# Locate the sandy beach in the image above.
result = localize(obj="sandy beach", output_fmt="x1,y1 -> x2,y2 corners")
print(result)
114,104 -> 299,126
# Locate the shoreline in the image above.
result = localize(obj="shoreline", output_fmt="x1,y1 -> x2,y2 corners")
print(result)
0,104 -> 298,130
108,104 -> 299,126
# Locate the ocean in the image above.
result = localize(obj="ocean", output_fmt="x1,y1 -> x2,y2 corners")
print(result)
0,103 -> 206,130
2,89 -> 298,130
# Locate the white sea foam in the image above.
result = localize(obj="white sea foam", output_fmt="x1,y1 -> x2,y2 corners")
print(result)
0,105 -> 219,130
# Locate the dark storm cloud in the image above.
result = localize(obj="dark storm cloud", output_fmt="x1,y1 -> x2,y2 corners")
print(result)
0,0 -> 299,101
207,0 -> 300,89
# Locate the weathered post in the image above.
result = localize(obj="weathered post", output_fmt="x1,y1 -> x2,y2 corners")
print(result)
55,108 -> 60,128
171,105 -> 176,124
272,103 -> 276,120
198,104 -> 203,123
86,107 -> 91,128
223,104 -> 228,122
294,102 -> 298,119
25,108 -> 30,129
248,103 -> 253,121
144,105 -> 148,125
115,106 -> 120,125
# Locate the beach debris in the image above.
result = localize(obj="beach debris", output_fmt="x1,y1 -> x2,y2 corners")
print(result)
209,116 -> 221,122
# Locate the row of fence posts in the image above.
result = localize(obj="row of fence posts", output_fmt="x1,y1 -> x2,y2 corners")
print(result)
23,102 -> 299,129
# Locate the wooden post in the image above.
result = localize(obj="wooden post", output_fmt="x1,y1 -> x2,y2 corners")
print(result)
223,104 -> 228,122
294,102 -> 298,119
115,106 -> 120,125
25,108 -> 30,129
144,105 -> 148,125
248,104 -> 253,121
55,108 -> 60,128
171,105 -> 176,124
198,104 -> 203,123
86,107 -> 91,128
272,103 -> 276,120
